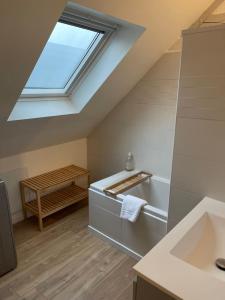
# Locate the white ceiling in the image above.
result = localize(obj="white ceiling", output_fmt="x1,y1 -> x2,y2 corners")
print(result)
0,0 -> 214,158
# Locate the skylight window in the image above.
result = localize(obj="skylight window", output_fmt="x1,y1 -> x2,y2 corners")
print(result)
25,23 -> 103,90
22,11 -> 115,97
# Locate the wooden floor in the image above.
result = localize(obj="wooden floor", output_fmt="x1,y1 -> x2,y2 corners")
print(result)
0,205 -> 136,300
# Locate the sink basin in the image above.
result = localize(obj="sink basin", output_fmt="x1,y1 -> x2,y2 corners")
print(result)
134,197 -> 225,300
171,212 -> 225,282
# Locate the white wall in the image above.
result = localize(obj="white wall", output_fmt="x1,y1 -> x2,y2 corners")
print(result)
88,52 -> 180,182
0,139 -> 87,223
168,25 -> 225,230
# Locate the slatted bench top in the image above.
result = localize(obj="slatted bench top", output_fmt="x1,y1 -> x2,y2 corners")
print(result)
20,165 -> 89,191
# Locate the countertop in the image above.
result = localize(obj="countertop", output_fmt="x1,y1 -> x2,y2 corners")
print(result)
133,197 -> 225,300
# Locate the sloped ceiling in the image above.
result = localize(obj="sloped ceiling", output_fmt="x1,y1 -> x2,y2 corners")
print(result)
0,0 -> 214,158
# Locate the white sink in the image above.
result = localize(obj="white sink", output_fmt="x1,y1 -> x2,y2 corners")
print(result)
171,212 -> 225,282
134,197 -> 225,300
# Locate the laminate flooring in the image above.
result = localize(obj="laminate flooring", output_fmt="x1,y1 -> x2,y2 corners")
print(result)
0,205 -> 136,300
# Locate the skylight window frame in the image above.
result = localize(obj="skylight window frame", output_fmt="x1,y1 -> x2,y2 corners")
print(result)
21,8 -> 117,99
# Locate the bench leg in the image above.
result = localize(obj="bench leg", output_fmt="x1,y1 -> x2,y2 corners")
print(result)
38,216 -> 43,231
20,183 -> 28,219
36,191 -> 43,231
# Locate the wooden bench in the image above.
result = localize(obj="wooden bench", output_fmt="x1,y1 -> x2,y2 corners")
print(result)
20,165 -> 90,231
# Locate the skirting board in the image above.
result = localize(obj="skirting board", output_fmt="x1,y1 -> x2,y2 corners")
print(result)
88,225 -> 142,261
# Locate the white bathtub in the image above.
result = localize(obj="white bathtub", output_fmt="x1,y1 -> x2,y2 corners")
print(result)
89,170 -> 170,259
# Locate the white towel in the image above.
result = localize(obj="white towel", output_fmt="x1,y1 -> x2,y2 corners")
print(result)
120,195 -> 147,223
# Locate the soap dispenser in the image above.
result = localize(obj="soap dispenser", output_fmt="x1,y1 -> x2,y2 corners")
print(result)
125,152 -> 134,171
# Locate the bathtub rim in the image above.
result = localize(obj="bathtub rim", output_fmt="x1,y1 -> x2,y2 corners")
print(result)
89,187 -> 168,221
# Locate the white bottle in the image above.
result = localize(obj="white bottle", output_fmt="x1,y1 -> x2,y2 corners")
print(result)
125,152 -> 134,171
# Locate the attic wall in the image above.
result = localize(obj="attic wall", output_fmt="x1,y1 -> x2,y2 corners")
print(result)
87,52 -> 181,182
0,139 -> 87,223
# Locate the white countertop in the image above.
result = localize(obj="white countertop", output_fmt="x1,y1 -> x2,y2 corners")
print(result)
133,197 -> 225,300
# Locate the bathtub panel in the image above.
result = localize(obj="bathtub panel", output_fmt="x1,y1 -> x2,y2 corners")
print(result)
89,190 -> 121,216
89,205 -> 123,243
123,213 -> 167,256
89,187 -> 168,258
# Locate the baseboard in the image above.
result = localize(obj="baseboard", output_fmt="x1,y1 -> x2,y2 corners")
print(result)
88,225 -> 142,261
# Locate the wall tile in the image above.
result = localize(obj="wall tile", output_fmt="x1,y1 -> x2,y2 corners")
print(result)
168,186 -> 203,230
182,30 -> 225,77
171,153 -> 225,200
169,26 -> 225,229
173,118 -> 225,160
88,53 -> 180,183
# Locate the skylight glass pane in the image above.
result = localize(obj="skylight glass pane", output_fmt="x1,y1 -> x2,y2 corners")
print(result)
25,22 -> 101,89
